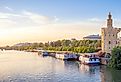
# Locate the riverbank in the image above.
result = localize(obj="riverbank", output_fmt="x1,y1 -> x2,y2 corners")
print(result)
36,50 -> 108,65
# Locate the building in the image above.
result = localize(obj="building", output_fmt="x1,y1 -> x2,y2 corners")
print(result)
14,42 -> 32,47
83,34 -> 101,40
101,12 -> 121,54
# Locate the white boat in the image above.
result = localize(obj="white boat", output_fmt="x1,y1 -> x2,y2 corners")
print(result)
55,52 -> 77,60
79,53 -> 100,65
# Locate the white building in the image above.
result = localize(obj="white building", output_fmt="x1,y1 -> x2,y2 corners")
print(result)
83,34 -> 101,40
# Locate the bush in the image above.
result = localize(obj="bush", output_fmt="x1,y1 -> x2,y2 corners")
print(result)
108,46 -> 121,70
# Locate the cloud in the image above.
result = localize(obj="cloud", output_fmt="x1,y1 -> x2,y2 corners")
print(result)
0,12 -> 21,18
54,16 -> 59,22
0,10 -> 121,46
0,12 -> 20,28
4,6 -> 14,12
113,19 -> 121,28
22,10 -> 55,24
88,17 -> 103,22
0,10 -> 58,28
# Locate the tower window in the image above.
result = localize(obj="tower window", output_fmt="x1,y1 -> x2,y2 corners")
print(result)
109,41 -> 111,44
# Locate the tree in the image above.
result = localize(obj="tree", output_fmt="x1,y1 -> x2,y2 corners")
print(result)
39,42 -> 44,47
108,46 -> 121,70
9,39 -> 100,53
44,42 -> 49,47
61,39 -> 71,47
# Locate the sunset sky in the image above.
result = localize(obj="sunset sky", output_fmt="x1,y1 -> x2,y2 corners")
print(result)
0,0 -> 121,46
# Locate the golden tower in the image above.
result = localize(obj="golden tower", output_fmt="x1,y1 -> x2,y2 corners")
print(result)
101,12 -> 121,54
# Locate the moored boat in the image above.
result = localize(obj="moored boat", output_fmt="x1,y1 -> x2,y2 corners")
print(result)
79,53 -> 100,65
55,52 -> 77,60
38,50 -> 49,56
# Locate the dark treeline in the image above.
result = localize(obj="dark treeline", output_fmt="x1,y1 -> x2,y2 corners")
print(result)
1,39 -> 101,53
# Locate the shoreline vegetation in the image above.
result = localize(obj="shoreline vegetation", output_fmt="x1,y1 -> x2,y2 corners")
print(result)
1,39 -> 121,70
108,46 -> 121,70
0,39 -> 101,53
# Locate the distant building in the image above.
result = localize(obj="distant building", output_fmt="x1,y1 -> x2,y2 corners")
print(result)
101,12 -> 121,54
83,34 -> 101,40
14,42 -> 32,47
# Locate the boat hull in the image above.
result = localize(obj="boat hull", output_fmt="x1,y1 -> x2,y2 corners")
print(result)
84,62 -> 100,65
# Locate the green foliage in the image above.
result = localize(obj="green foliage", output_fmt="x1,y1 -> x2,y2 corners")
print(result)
44,39 -> 100,53
3,39 -> 101,53
108,46 -> 121,70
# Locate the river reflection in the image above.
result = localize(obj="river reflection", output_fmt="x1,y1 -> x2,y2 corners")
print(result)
100,66 -> 121,82
0,50 -> 121,82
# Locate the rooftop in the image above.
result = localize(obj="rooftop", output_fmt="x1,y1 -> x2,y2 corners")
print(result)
83,34 -> 101,40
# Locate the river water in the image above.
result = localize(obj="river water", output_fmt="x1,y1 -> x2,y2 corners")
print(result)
0,50 -> 121,82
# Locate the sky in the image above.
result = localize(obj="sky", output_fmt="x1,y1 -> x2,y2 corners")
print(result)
0,0 -> 121,46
